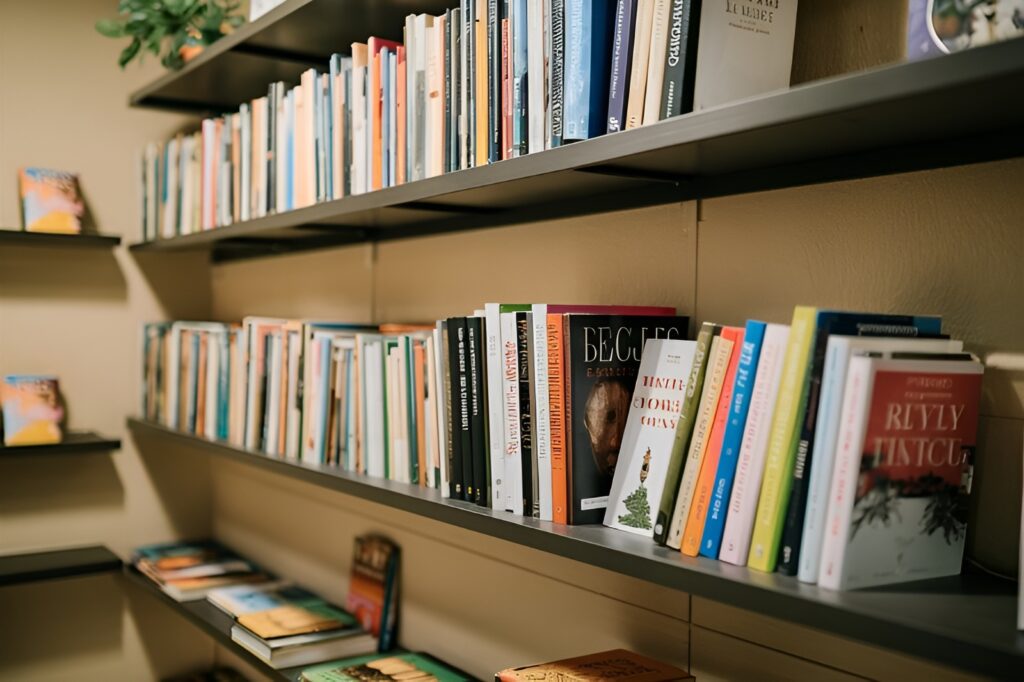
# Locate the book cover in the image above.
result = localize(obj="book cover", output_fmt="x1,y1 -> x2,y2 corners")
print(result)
300,652 -> 471,682
476,0 -> 488,166
446,318 -> 470,499
499,306 -> 531,513
547,313 -> 568,523
698,320 -> 766,559
818,355 -> 982,590
691,0 -> 799,111
624,0 -> 654,129
777,311 -> 943,575
797,335 -> 963,583
604,338 -> 698,535
906,0 -> 1024,61
642,0 -> 671,125
497,649 -> 693,681
665,328 -> 736,549
527,0 -> 546,153
607,0 -> 638,133
564,314 -> 689,524
654,322 -> 717,544
564,0 -> 616,141
548,0 -> 565,146
488,0 -> 502,162
0,375 -> 63,446
19,168 -> 83,234
467,317 -> 490,505
658,0 -> 701,119
346,535 -> 399,651
238,599 -> 358,640
206,582 -> 294,618
516,311 -> 534,514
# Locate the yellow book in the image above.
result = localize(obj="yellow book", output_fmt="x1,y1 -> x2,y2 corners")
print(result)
746,306 -> 817,572
475,0 -> 487,168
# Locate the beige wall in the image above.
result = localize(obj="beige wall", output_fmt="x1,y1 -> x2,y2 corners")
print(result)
2,0 -> 1021,681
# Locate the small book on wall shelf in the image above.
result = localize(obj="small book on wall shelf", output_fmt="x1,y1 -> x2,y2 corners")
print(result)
19,167 -> 84,234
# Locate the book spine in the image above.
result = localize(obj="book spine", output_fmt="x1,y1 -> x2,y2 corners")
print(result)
659,0 -> 698,119
747,306 -> 817,572
501,0 -> 512,158
516,312 -> 534,515
467,318 -> 489,505
699,320 -> 766,559
666,333 -> 733,550
643,0 -> 670,125
547,314 -> 567,524
526,0 -> 546,154
475,0 -> 488,167
443,12 -> 453,174
484,305 -> 506,508
548,0 -> 564,147
653,322 -> 714,544
500,312 -> 523,513
488,0 -> 501,163
465,0 -> 476,167
562,0 -> 586,140
511,0 -> 529,155
449,9 -> 462,172
438,324 -> 453,497
607,0 -> 637,133
446,319 -> 466,499
531,305 -> 552,521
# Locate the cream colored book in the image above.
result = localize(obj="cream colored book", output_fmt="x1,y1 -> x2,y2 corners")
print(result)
642,0 -> 671,126
625,0 -> 655,130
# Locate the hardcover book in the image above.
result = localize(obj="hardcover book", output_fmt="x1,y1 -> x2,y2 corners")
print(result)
301,652 -> 471,682
564,0 -> 616,140
604,338 -> 698,535
497,649 -> 693,681
607,0 -> 639,133
19,167 -> 84,234
817,355 -> 982,590
347,535 -> 400,651
563,314 -> 689,524
1,375 -> 63,446
658,0 -> 701,119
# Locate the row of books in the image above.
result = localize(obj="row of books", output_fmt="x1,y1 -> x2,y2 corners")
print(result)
603,308 -> 983,590
141,306 -> 690,520
139,0 -> 799,240
132,535 -> 399,668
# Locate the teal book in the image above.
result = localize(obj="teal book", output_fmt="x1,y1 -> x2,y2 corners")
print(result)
299,652 -> 471,682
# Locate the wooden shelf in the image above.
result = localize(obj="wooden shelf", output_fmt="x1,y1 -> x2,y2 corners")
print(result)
0,545 -> 121,587
126,37 -> 1024,262
127,416 -> 1024,679
0,230 -> 121,249
130,0 -> 453,113
122,567 -> 304,680
0,431 -> 121,456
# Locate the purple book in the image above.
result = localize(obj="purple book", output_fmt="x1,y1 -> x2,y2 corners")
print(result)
606,0 -> 638,133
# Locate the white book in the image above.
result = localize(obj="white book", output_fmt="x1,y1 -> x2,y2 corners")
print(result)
692,0 -> 799,111
396,340 -> 412,483
483,304 -> 507,508
530,304 -> 553,521
264,331 -> 283,456
719,323 -> 789,566
642,0 -> 671,126
284,329 -> 302,460
161,137 -> 179,239
425,22 -> 439,179
178,137 -> 193,235
240,103 -> 251,222
351,65 -> 367,195
201,120 -> 216,230
797,335 -> 964,584
665,334 -> 734,549
275,85 -> 287,210
362,338 -> 386,478
500,311 -> 524,514
605,338 -> 698,535
527,0 -> 546,154
433,324 -> 451,497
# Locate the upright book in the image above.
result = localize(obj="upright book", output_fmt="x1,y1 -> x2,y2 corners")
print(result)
563,0 -> 616,141
19,167 -> 83,234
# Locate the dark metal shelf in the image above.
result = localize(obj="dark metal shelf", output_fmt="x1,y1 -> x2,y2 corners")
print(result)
122,567 -> 304,680
0,230 -> 121,249
127,416 -> 1024,679
128,38 -> 1024,261
0,431 -> 121,456
129,0 -> 454,113
0,545 -> 121,587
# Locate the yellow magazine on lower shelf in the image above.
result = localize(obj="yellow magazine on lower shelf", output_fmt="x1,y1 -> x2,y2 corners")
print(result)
746,306 -> 817,572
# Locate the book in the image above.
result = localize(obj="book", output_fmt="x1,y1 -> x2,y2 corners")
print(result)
467,316 -> 490,505
797,335 -> 964,584
563,0 -> 616,141
526,0 -> 546,153
642,0 -> 671,125
233,605 -> 376,669
300,652 -> 471,682
206,583 -> 302,618
817,354 -> 982,590
347,535 -> 400,651
906,0 -> 1024,61
653,322 -> 716,544
665,327 -> 738,550
691,0 -> 799,111
1,375 -> 63,446
446,318 -> 470,499
19,168 -> 83,234
604,338 -> 698,535
548,0 -> 565,147
133,540 -> 269,602
658,0 -> 701,120
497,649 -> 693,681
607,0 -> 638,133
516,312 -> 535,514
698,320 -> 766,559
563,314 -> 689,524
624,0 -> 655,129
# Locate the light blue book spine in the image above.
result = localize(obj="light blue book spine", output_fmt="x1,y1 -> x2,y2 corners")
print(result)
381,50 -> 391,188
187,332 -> 200,433
562,0 -> 587,141
797,338 -> 847,583
699,320 -> 766,559
218,331 -> 231,441
317,336 -> 332,463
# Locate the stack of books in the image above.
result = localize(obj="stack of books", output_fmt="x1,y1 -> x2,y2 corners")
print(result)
132,540 -> 272,602
139,0 -> 799,241
603,307 -> 984,590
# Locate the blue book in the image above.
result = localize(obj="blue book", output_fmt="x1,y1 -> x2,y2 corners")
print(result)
563,0 -> 615,141
606,0 -> 637,133
187,332 -> 200,433
285,92 -> 295,211
217,331 -> 231,441
699,320 -> 766,559
381,49 -> 391,189
317,335 -> 333,462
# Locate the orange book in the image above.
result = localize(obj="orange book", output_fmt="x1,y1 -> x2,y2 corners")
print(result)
195,332 -> 208,436
368,37 -> 401,191
547,313 -> 568,524
681,326 -> 745,556
475,0 -> 487,168
396,45 -> 407,186
414,343 -> 427,486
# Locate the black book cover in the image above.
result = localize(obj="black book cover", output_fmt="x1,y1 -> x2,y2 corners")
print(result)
515,312 -> 534,515
564,314 -> 690,524
777,312 -> 944,575
445,318 -> 469,500
526,312 -> 540,518
659,0 -> 701,120
467,317 -> 489,506
487,0 -> 501,163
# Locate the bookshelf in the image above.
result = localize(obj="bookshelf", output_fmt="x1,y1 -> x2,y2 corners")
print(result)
127,39 -> 1024,262
127,417 -> 1024,679
0,432 -> 121,456
0,230 -> 121,249
0,545 -> 121,587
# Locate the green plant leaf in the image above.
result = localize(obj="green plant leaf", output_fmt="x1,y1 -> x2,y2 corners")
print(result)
118,38 -> 142,68
95,19 -> 125,37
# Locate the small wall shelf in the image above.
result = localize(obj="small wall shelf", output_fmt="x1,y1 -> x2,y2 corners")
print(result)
0,545 -> 122,587
0,432 -> 121,456
127,416 -> 1024,679
0,230 -> 121,249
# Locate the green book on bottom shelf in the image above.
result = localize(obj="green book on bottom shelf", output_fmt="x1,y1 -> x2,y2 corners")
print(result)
299,651 -> 471,682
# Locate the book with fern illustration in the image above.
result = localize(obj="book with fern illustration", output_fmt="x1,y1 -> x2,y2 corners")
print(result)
817,353 -> 983,590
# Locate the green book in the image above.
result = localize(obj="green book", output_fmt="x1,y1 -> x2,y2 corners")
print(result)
746,306 -> 818,572
653,322 -> 720,545
300,651 -> 470,682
